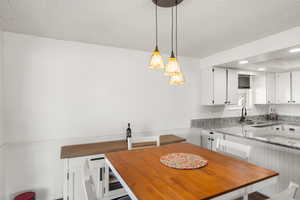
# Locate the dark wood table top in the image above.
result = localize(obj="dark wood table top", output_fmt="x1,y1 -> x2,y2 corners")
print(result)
106,143 -> 278,200
61,134 -> 185,159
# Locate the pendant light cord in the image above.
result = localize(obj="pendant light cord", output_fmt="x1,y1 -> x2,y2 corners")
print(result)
155,0 -> 158,48
171,4 -> 174,54
176,0 -> 178,57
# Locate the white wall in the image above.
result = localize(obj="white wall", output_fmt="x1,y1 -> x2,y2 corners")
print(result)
0,29 -> 5,200
3,32 -> 204,143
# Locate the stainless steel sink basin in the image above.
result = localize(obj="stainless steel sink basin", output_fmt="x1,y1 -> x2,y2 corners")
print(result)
251,122 -> 281,128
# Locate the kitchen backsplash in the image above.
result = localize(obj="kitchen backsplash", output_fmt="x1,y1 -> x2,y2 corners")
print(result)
190,115 -> 267,129
191,115 -> 300,129
277,115 -> 300,122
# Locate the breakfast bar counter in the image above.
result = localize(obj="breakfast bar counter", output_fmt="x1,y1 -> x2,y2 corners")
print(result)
60,134 -> 186,159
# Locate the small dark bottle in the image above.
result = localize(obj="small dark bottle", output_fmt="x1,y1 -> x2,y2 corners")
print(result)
126,123 -> 132,142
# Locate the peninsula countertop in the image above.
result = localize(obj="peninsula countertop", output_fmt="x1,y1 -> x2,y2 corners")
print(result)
209,121 -> 300,150
61,134 -> 186,159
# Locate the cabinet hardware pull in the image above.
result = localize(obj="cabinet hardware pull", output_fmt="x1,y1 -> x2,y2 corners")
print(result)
90,157 -> 104,161
100,168 -> 103,181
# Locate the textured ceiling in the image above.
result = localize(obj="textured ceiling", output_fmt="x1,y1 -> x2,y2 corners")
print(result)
218,45 -> 300,72
0,0 -> 300,58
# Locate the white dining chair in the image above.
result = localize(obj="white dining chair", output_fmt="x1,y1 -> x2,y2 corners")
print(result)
216,138 -> 251,161
127,136 -> 160,150
82,160 -> 98,200
268,182 -> 299,200
216,138 -> 252,200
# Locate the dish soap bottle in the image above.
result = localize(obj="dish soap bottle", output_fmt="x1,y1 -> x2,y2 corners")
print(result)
126,123 -> 132,142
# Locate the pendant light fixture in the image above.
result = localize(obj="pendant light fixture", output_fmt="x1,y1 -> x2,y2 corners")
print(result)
169,0 -> 185,85
164,1 -> 181,76
148,0 -> 164,69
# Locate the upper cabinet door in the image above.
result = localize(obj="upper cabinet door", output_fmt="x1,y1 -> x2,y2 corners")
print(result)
292,71 -> 300,104
213,67 -> 227,105
227,69 -> 239,105
201,67 -> 214,105
266,73 -> 276,104
276,72 -> 291,104
253,73 -> 267,104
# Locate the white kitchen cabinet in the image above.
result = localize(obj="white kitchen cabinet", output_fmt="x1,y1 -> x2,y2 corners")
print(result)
214,67 -> 227,104
253,72 -> 276,104
201,67 -> 226,105
292,70 -> 300,104
63,155 -> 126,200
253,73 -> 267,104
227,69 -> 239,105
266,73 -> 276,104
201,67 -> 238,105
276,72 -> 291,104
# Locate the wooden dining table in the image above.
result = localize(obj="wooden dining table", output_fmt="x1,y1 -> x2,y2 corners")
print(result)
105,143 -> 279,200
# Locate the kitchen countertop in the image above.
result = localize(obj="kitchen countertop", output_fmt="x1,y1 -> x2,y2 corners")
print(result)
61,134 -> 186,159
210,121 -> 300,150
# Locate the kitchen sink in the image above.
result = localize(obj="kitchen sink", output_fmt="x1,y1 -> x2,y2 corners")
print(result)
250,122 -> 281,128
241,120 -> 269,125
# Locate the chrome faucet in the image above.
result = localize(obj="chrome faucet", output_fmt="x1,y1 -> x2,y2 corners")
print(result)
240,106 -> 247,122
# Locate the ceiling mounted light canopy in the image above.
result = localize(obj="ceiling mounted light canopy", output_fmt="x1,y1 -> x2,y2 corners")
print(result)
148,0 -> 164,69
152,0 -> 184,8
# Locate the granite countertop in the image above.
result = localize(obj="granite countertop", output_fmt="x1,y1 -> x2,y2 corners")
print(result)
212,121 -> 300,150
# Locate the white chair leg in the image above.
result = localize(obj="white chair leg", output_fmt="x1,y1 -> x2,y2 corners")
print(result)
243,188 -> 248,200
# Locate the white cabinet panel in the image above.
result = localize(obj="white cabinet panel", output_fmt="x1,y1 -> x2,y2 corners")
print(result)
266,73 -> 276,104
292,71 -> 300,104
200,67 -> 238,106
253,73 -> 267,104
213,67 -> 227,105
253,72 -> 276,104
227,69 -> 239,105
201,67 -> 214,105
276,72 -> 291,104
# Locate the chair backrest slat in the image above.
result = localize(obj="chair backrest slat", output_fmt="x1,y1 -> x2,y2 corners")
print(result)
82,160 -> 98,200
288,182 -> 299,199
128,136 -> 160,150
270,182 -> 299,199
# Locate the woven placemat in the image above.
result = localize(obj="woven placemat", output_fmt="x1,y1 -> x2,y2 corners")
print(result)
160,153 -> 208,169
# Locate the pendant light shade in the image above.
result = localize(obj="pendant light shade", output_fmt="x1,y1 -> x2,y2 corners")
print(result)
148,0 -> 164,69
164,51 -> 181,76
169,71 -> 185,85
149,47 -> 164,69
